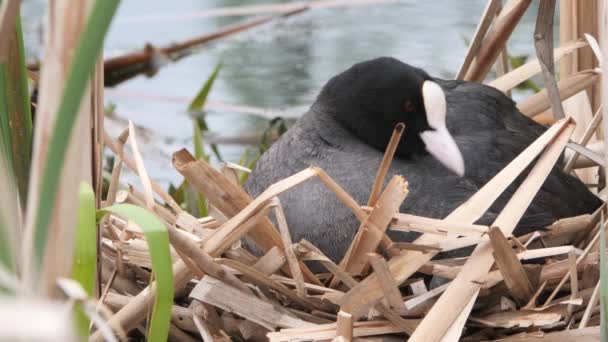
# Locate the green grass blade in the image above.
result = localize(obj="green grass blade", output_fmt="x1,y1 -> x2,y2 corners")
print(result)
97,204 -> 173,342
0,147 -> 19,275
188,62 -> 221,112
31,0 -> 120,272
192,119 -> 208,216
72,182 -> 97,337
600,213 -> 607,341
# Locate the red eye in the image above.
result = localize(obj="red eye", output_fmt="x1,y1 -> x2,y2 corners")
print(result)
403,100 -> 415,112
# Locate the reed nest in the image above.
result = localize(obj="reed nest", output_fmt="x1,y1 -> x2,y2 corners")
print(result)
94,114 -> 604,341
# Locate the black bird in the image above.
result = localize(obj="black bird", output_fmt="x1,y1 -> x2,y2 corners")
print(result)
244,57 -> 602,263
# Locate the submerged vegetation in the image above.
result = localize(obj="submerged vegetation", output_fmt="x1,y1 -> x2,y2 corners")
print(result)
0,0 -> 607,341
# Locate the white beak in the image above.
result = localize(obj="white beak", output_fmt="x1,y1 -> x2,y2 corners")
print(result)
419,81 -> 465,177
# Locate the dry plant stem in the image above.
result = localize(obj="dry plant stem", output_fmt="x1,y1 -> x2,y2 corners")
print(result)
579,279 -> 600,328
165,224 -> 251,293
409,122 -> 574,342
335,311 -> 353,341
456,0 -> 501,79
267,320 -> 404,342
488,40 -> 587,93
218,258 -> 330,312
542,222 -> 603,307
517,70 -> 600,117
173,150 -> 293,265
465,0 -> 532,82
339,119 -> 571,319
103,129 -> 181,212
298,240 -> 416,334
105,128 -> 128,206
272,198 -> 307,296
366,253 -> 406,313
338,176 -> 409,277
367,123 -> 405,255
0,0 -> 20,61
367,123 -> 404,206
564,105 -> 603,172
488,227 -> 534,305
127,121 -> 154,209
190,276 -> 314,330
493,326 -> 599,341
567,249 -> 578,314
534,0 -> 566,120
252,246 -> 287,275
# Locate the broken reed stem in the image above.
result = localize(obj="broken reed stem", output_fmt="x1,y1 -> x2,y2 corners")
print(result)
103,129 -> 181,212
517,70 -> 600,117
465,0 -> 532,82
534,0 -> 566,120
166,225 -> 252,294
579,279 -> 600,328
367,123 -> 405,206
366,253 -> 406,313
335,311 -> 353,342
488,227 -> 534,305
564,105 -> 603,172
104,128 -> 128,207
272,198 -> 307,297
456,0 -> 502,79
542,220 -> 604,307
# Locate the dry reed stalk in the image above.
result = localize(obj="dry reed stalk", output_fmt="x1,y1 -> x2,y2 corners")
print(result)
22,0 -> 95,295
367,123 -> 404,206
338,120 -> 571,320
165,225 -> 251,293
272,198 -> 307,297
335,311 -> 353,341
464,0 -> 532,82
190,276 -> 314,330
267,320 -> 404,342
339,176 -> 408,276
488,227 -> 534,305
579,279 -> 600,328
542,221 -> 604,307
366,253 -> 405,312
173,148 -> 285,256
534,0 -> 566,120
561,0 -> 602,114
564,105 -> 603,172
494,326 -> 599,341
410,121 -> 574,341
456,0 -> 501,80
252,246 -> 287,275
517,70 -> 600,117
103,130 -> 182,212
217,258 -> 331,312
488,40 -> 587,93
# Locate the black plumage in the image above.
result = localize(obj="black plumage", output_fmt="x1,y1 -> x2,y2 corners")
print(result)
244,57 -> 601,262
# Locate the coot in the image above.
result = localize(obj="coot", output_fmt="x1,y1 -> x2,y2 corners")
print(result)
245,57 -> 602,262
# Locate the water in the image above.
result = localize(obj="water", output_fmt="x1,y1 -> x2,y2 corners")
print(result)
21,0 -> 545,186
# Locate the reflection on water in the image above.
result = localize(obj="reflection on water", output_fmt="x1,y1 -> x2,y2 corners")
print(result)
21,0 -> 545,185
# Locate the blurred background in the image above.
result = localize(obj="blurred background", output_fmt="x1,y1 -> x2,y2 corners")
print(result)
20,0 -> 547,186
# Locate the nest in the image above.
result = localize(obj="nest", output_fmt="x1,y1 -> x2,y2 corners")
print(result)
95,113 -> 603,341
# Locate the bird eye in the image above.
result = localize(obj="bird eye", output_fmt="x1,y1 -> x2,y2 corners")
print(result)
403,100 -> 415,112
